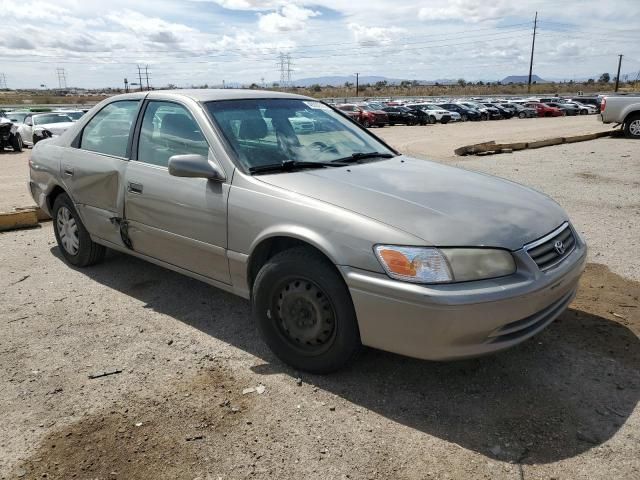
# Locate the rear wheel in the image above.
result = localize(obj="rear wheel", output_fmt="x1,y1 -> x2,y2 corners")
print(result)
461,114 -> 468,122
252,247 -> 361,373
52,193 -> 106,267
518,111 -> 526,119
428,115 -> 436,124
624,114 -> 640,139
361,119 -> 370,128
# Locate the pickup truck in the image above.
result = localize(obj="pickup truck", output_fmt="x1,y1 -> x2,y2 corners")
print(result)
600,95 -> 640,139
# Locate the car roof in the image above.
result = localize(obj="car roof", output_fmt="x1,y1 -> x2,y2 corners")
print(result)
144,88 -> 314,103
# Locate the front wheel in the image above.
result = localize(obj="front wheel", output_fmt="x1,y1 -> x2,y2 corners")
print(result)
252,247 -> 361,374
461,114 -> 468,122
361,119 -> 370,128
53,193 -> 106,267
518,111 -> 526,119
11,134 -> 23,152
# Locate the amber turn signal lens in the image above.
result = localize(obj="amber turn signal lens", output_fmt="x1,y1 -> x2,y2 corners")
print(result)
378,249 -> 416,276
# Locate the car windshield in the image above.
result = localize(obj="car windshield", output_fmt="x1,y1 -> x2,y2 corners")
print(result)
57,111 -> 84,120
7,112 -> 28,123
206,99 -> 394,171
33,114 -> 72,125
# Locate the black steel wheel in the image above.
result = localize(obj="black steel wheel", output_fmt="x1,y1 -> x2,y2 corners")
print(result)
253,247 -> 361,373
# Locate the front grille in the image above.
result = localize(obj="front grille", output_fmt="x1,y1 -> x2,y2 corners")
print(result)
525,223 -> 576,271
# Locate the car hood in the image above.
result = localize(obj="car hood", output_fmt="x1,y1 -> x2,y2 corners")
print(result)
37,122 -> 75,134
258,156 -> 567,250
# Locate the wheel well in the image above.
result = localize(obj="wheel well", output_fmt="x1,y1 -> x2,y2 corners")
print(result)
624,110 -> 640,125
247,237 -> 334,292
47,185 -> 67,212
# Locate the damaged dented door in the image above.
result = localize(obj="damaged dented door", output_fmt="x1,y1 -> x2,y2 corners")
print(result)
63,100 -> 141,246
123,100 -> 231,284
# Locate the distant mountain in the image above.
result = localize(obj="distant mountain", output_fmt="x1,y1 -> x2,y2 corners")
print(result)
293,76 -> 405,87
501,75 -> 548,84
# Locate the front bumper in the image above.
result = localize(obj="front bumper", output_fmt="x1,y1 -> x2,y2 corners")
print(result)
341,237 -> 587,361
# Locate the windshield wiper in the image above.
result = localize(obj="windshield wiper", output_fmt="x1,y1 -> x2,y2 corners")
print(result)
249,159 -> 348,174
332,151 -> 396,163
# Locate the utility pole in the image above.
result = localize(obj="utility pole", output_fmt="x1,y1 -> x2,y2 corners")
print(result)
527,11 -> 538,94
137,65 -> 143,92
614,54 -> 623,92
0,73 -> 7,89
355,73 -> 359,97
144,65 -> 150,91
124,78 -> 129,93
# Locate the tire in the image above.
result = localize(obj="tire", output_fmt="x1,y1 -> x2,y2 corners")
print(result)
580,109 -> 587,115
518,111 -> 526,119
461,114 -> 468,122
362,119 -> 370,128
10,134 -> 23,152
252,247 -> 361,374
428,115 -> 436,124
52,193 -> 106,267
481,113 -> 489,121
440,118 -> 449,125
624,114 -> 640,139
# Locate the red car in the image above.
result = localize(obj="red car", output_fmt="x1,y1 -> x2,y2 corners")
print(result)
525,102 -> 564,117
336,104 -> 388,127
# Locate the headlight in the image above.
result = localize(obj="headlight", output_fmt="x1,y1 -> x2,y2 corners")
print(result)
374,246 -> 515,284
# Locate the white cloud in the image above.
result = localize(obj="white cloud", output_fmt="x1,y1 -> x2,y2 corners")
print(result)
258,4 -> 320,33
418,0 -> 516,23
348,23 -> 404,46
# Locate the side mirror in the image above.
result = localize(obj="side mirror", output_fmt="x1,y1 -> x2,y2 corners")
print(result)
168,154 -> 225,181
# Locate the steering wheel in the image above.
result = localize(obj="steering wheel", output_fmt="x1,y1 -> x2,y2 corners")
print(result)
309,141 -> 339,155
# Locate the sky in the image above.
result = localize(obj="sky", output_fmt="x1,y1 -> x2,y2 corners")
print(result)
1,0 -> 640,89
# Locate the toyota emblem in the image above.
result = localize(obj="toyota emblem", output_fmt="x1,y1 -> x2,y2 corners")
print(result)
554,240 -> 565,255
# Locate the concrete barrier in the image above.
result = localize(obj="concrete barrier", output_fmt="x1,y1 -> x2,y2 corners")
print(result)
454,130 -> 616,156
0,209 -> 39,232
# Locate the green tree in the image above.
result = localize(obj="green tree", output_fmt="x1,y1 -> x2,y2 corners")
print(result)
457,78 -> 467,87
598,73 -> 610,83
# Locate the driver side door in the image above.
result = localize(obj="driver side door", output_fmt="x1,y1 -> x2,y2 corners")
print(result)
124,100 -> 231,284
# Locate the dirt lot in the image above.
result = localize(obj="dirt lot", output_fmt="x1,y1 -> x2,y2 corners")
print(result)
1,116 -> 639,479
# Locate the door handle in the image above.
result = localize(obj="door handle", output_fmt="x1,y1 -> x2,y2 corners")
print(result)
127,182 -> 143,194
62,165 -> 74,176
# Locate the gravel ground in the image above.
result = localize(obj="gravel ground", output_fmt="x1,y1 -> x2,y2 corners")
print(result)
1,116 -> 638,479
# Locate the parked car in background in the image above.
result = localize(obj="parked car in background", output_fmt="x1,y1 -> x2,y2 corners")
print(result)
525,102 -> 564,117
54,109 -> 86,121
381,106 -> 418,125
4,111 -> 30,125
405,104 -> 452,124
458,102 -> 499,120
29,89 -> 587,373
545,102 -> 579,116
562,101 -> 595,115
569,97 -> 602,113
337,104 -> 388,127
437,103 -> 481,122
18,112 -> 75,146
356,105 -> 389,127
600,95 -> 640,138
401,105 -> 435,125
0,116 -> 23,152
504,103 -> 537,119
483,103 -> 514,119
